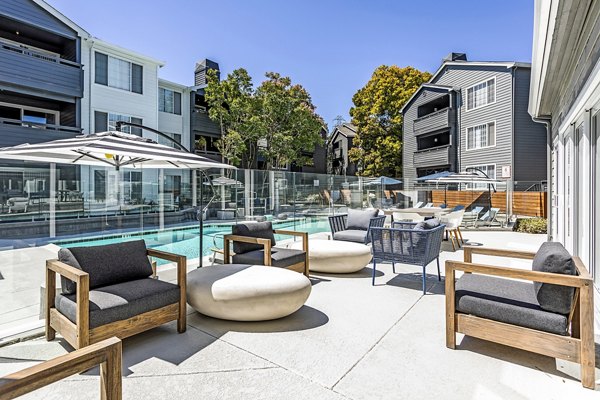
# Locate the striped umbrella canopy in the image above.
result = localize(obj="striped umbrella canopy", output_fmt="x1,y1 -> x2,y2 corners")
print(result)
0,131 -> 234,170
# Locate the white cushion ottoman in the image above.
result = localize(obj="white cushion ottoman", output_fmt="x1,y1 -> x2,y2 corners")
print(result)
289,239 -> 372,273
186,264 -> 311,321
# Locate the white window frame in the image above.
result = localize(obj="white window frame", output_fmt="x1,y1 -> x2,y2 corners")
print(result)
463,163 -> 496,190
465,77 -> 496,111
95,52 -> 141,94
159,87 -> 180,114
465,120 -> 496,151
94,109 -> 143,135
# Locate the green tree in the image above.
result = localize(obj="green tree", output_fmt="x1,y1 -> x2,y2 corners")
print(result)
205,68 -> 324,169
349,65 -> 432,177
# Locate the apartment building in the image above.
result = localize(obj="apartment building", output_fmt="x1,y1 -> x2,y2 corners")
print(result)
328,123 -> 358,176
402,53 -> 547,189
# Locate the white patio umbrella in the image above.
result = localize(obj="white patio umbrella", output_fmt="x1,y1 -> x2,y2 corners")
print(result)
0,131 -> 233,170
0,131 -> 235,267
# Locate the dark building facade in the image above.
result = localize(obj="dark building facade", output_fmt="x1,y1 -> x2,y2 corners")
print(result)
328,123 -> 358,176
0,0 -> 84,147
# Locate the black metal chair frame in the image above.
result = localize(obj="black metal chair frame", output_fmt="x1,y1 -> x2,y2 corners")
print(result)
328,214 -> 386,244
370,222 -> 446,293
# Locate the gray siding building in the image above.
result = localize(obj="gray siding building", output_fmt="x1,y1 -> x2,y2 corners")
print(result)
328,123 -> 358,176
0,0 -> 84,147
402,53 -> 547,189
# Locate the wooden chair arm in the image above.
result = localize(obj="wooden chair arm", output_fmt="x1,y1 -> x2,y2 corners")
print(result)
147,248 -> 184,263
0,337 -> 122,400
273,229 -> 306,237
463,246 -> 536,263
223,235 -> 271,246
46,259 -> 88,283
446,260 -> 592,288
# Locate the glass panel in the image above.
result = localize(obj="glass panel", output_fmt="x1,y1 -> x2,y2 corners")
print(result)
594,114 -> 600,284
108,56 -> 131,91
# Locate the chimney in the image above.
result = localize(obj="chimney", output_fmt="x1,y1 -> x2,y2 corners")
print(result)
442,53 -> 467,63
194,59 -> 220,86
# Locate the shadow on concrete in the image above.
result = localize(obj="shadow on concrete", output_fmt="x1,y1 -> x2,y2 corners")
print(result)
385,273 -> 445,295
190,305 -> 329,335
311,267 -> 383,280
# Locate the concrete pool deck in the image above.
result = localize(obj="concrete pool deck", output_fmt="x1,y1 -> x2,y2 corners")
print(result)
1,230 -> 598,399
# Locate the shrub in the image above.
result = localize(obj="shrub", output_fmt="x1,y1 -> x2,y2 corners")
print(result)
514,217 -> 547,234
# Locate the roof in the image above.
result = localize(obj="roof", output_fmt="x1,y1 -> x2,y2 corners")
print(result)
32,0 -> 90,38
89,37 -> 165,67
401,84 -> 457,113
328,123 -> 357,144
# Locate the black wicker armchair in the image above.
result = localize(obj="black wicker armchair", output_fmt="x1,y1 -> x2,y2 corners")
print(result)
370,221 -> 445,293
328,209 -> 386,244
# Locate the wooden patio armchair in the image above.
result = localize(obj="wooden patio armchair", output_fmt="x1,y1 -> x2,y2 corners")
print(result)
223,221 -> 309,277
0,337 -> 122,400
446,244 -> 595,389
46,240 -> 187,349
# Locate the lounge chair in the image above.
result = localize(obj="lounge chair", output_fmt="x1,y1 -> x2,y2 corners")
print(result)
446,243 -> 595,389
223,221 -> 309,277
370,219 -> 445,292
414,201 -> 424,208
328,209 -> 386,244
477,207 -> 500,227
462,206 -> 483,227
424,203 -> 434,208
451,205 -> 465,212
46,240 -> 187,349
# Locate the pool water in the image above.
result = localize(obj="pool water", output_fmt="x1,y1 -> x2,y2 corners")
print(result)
54,217 -> 331,263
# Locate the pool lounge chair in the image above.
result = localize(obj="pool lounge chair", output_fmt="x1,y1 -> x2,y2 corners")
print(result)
476,207 -> 500,227
414,201 -> 424,208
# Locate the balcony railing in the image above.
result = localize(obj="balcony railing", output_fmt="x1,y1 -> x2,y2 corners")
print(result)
413,107 -> 451,135
0,118 -> 81,147
413,145 -> 451,167
0,39 -> 83,99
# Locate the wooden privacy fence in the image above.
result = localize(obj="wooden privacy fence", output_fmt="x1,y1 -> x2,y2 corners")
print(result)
429,190 -> 547,217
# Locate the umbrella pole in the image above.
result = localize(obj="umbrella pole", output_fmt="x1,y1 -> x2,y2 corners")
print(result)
198,170 -> 203,268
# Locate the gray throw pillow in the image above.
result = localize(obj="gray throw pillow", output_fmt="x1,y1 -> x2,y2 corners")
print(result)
346,209 -> 379,231
232,221 -> 276,254
414,218 -> 440,230
532,242 -> 576,314
58,248 -> 81,295
60,239 -> 153,291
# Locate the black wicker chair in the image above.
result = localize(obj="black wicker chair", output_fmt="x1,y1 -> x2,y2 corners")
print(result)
370,221 -> 445,292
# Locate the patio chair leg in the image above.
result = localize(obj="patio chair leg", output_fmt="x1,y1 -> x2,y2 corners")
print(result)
449,231 -> 456,251
436,258 -> 441,281
457,227 -> 464,244
421,266 -> 427,295
392,261 -> 396,274
372,260 -> 377,286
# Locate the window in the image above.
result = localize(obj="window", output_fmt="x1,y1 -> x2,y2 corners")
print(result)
95,52 -> 143,94
466,78 -> 495,110
94,111 -> 142,135
159,88 -> 182,115
465,164 -> 496,189
158,132 -> 183,148
0,102 -> 59,128
466,121 -> 495,150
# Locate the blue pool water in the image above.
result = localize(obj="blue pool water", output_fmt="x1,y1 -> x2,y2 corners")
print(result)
54,217 -> 331,263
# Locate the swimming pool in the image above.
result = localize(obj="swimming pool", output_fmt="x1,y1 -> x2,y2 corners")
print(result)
54,217 -> 331,262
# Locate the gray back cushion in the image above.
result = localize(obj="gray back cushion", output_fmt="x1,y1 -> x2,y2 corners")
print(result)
232,222 -> 276,254
414,218 -> 440,231
532,242 -> 576,314
346,209 -> 379,230
58,240 -> 153,293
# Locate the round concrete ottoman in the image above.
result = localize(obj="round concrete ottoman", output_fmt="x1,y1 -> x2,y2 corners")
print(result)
289,239 -> 372,273
186,264 -> 311,321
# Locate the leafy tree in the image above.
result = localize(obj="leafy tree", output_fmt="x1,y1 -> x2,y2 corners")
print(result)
205,68 -> 324,170
349,65 -> 432,177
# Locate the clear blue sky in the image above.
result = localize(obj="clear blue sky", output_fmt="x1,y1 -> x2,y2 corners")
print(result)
47,0 -> 534,129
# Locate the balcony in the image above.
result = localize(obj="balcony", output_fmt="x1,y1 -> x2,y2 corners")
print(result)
333,148 -> 342,159
0,39 -> 83,100
413,145 -> 451,168
0,118 -> 81,147
413,107 -> 451,135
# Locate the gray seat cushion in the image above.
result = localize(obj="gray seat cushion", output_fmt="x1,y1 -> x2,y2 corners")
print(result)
333,230 -> 368,243
232,221 -> 276,254
232,247 -> 305,268
532,242 -> 576,314
455,274 -> 569,335
346,209 -> 379,230
55,278 -> 180,329
414,218 -> 440,230
58,240 -> 153,294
